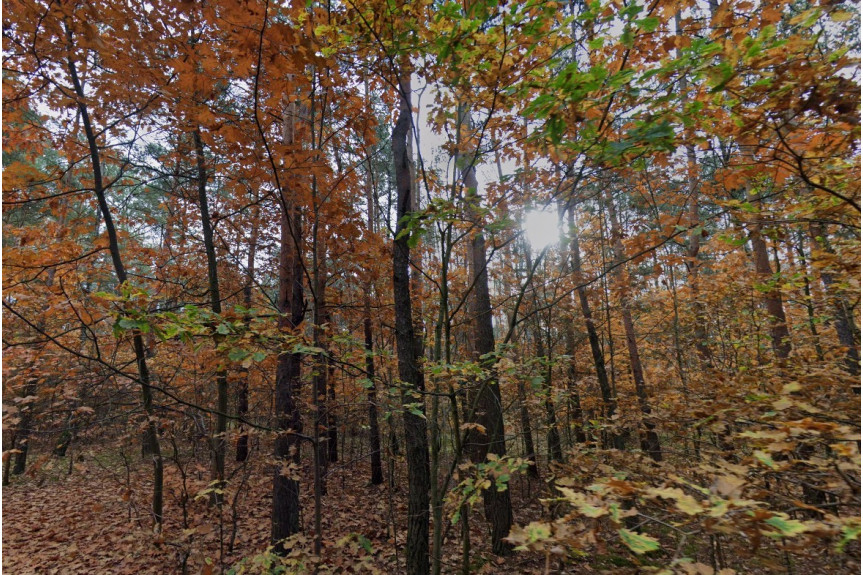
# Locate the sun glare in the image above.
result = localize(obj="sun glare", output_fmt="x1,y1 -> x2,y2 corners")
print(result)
523,208 -> 560,250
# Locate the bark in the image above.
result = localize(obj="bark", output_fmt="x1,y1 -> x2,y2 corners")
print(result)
362,71 -> 384,486
606,193 -> 661,462
569,209 -> 623,449
460,113 -> 513,555
312,218 -> 329,495
192,128 -> 228,498
364,299 -> 384,485
236,201 -> 260,462
749,213 -> 792,360
516,379 -> 539,476
271,203 -> 305,552
64,20 -> 163,528
392,72 -> 430,575
271,92 -> 306,552
809,222 -> 860,382
684,145 -> 713,367
562,211 -> 586,445
535,334 -> 563,464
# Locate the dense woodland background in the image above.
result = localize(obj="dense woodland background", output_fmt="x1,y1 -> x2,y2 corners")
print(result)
2,0 -> 860,573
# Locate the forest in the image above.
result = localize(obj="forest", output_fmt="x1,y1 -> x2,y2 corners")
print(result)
1,0 -> 860,573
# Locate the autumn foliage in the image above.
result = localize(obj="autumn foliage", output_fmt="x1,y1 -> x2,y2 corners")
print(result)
2,0 -> 860,573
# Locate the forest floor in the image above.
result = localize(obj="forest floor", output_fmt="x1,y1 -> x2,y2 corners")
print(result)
6,440 -> 855,574
2,440 -> 565,574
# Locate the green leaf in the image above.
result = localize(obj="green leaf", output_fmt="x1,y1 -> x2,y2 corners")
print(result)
618,528 -> 660,554
588,37 -> 604,50
636,17 -> 659,32
753,450 -> 777,469
837,520 -> 861,552
764,515 -> 808,537
228,348 -> 250,362
216,323 -> 232,335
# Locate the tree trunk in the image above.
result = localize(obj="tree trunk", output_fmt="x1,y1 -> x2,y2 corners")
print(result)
271,202 -> 305,553
809,222 -> 860,383
569,208 -> 623,449
535,333 -> 563,464
749,209 -> 791,360
236,200 -> 260,462
271,91 -> 306,553
192,128 -> 228,499
606,192 -> 661,462
684,145 -> 713,367
460,109 -> 513,555
562,210 -> 586,445
64,20 -> 163,528
392,71 -> 430,575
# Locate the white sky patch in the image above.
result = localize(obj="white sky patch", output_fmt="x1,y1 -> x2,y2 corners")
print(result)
523,208 -> 560,250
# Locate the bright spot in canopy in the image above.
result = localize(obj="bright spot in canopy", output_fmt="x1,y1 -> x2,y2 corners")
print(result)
523,208 -> 560,249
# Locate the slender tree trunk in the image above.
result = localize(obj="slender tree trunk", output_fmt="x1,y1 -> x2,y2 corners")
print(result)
606,192 -> 661,461
562,211 -> 586,445
362,71 -> 384,485
793,232 -> 824,361
271,92 -> 306,552
192,128 -> 228,499
236,200 -> 260,462
684,146 -> 713,367
271,202 -> 305,552
749,204 -> 791,360
809,222 -> 860,383
64,20 -> 163,528
569,209 -> 623,449
312,212 -> 329,496
460,107 -> 513,555
392,71 -> 430,575
364,302 -> 384,486
535,332 -> 563,463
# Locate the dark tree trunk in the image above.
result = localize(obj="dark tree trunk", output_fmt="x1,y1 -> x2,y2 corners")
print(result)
750,223 -> 792,360
563,210 -> 586,445
392,72 -> 430,575
535,335 -> 563,464
364,299 -> 384,485
569,209 -> 623,449
271,204 -> 305,553
809,222 -> 860,385
236,201 -> 259,462
65,21 -> 163,528
460,119 -> 513,555
606,193 -> 662,462
192,128 -> 228,497
362,73 -> 384,486
516,379 -> 539,477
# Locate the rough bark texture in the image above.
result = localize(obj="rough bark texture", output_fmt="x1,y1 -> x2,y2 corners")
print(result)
460,128 -> 513,555
364,298 -> 384,485
392,73 -> 430,575
271,204 -> 305,552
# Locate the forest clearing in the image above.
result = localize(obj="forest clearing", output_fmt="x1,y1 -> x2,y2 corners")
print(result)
2,0 -> 860,573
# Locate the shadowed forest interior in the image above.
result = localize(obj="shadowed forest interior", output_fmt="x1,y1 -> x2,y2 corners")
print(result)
2,0 -> 860,573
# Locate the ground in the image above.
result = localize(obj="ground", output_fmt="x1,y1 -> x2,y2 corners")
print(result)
2,442 -> 554,574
